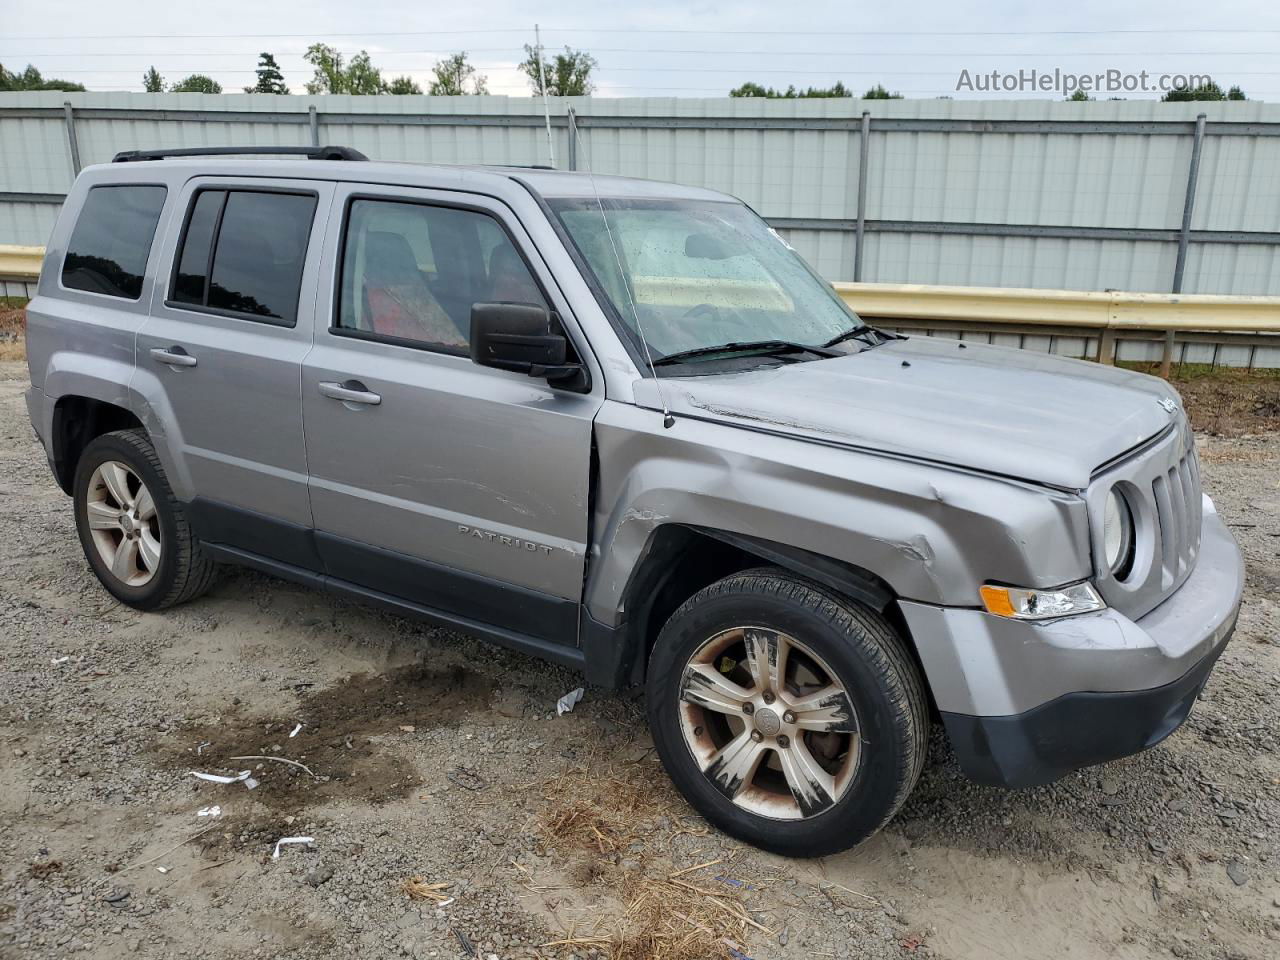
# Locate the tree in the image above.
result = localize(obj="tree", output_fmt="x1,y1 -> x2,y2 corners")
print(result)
1065,89 -> 1093,102
385,75 -> 422,95
245,52 -> 288,94
170,74 -> 223,94
142,66 -> 164,93
729,81 -> 854,98
0,62 -> 85,92
429,52 -> 489,95
1162,79 -> 1246,102
519,44 -> 595,97
863,84 -> 902,99
304,44 -> 386,95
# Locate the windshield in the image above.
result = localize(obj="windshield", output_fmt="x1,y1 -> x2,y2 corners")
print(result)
548,197 -> 864,361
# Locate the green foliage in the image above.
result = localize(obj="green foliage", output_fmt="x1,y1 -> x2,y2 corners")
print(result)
429,52 -> 489,95
519,45 -> 596,97
729,81 -> 855,98
1162,79 -> 1246,102
1066,90 -> 1093,101
304,43 -> 425,95
0,62 -> 86,92
304,44 -> 385,95
385,75 -> 422,95
142,66 -> 164,93
862,84 -> 902,99
170,74 -> 223,94
245,53 -> 289,95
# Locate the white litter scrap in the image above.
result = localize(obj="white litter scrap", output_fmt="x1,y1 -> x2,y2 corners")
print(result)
51,656 -> 70,665
189,770 -> 259,790
289,722 -> 303,738
272,836 -> 315,860
155,866 -> 170,874
196,805 -> 221,818
556,687 -> 585,716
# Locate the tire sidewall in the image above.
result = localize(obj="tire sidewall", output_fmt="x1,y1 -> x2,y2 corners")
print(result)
72,433 -> 181,610
647,580 -> 915,857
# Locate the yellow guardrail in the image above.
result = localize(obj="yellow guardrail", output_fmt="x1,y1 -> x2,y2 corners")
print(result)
0,245 -> 44,281
833,282 -> 1280,334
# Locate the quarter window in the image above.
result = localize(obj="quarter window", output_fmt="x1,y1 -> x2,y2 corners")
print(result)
61,185 -> 167,300
170,189 -> 317,324
335,198 -> 547,353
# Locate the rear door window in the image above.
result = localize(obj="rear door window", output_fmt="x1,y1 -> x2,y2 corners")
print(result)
169,189 -> 318,325
61,185 -> 167,300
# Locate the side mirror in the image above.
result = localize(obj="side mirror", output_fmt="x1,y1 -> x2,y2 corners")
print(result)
469,302 -> 587,389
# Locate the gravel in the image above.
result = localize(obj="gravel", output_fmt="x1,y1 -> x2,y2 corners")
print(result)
1,358 -> 1278,960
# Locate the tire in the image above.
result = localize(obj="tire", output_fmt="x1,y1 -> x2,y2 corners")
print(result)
646,567 -> 929,858
72,429 -> 216,611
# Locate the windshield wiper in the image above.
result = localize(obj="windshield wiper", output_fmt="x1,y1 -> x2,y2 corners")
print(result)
822,324 -> 896,349
652,339 -> 839,367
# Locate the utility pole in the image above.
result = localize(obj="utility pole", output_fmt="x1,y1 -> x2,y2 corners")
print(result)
535,24 -> 556,168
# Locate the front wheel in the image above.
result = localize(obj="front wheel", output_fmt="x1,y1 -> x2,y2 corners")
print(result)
647,568 -> 929,857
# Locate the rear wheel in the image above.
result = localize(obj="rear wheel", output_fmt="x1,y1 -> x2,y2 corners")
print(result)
647,568 -> 928,857
73,429 -> 216,610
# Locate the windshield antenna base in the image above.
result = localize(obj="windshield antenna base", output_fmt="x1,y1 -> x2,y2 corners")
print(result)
663,413 -> 675,429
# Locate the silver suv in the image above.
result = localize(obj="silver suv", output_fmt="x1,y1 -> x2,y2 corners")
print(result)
24,146 -> 1243,857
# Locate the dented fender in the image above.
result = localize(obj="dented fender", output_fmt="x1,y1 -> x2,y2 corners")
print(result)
585,400 -> 1090,625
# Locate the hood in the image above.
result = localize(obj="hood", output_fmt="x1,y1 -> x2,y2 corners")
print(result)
639,337 -> 1182,489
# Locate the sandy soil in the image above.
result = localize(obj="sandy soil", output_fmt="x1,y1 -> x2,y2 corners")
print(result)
1,357 -> 1278,960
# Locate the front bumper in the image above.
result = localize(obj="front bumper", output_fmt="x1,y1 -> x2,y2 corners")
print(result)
900,499 -> 1243,788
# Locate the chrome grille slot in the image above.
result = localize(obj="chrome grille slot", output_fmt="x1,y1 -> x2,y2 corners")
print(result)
1092,416 -> 1203,620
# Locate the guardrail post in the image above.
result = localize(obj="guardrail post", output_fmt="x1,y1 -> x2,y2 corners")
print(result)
567,108 -> 578,171
63,101 -> 82,176
308,105 -> 320,147
853,111 -> 871,282
1165,112 -> 1207,376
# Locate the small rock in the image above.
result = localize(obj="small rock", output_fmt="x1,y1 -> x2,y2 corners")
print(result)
1225,860 -> 1248,886
304,864 -> 334,887
1101,776 -> 1121,796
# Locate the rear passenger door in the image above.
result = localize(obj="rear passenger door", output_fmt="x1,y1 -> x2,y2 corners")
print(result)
301,184 -> 602,646
138,178 -> 334,568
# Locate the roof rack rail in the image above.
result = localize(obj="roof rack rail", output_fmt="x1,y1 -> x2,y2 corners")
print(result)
111,145 -> 369,163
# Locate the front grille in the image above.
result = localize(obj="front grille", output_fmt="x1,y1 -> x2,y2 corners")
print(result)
1151,446 -> 1203,589
1089,414 -> 1203,620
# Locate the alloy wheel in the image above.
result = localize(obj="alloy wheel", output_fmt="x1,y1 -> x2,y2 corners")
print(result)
84,460 -> 161,587
677,626 -> 861,820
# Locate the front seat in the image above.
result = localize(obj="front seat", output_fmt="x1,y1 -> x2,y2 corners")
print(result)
487,244 -> 543,305
362,232 -> 463,348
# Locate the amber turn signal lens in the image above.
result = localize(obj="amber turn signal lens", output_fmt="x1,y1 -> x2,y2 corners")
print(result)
979,585 -> 1016,617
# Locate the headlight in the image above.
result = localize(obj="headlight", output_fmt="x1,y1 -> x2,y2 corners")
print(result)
1102,487 -> 1135,578
979,581 -> 1105,620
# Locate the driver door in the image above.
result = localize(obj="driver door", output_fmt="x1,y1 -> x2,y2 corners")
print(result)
301,184 -> 602,647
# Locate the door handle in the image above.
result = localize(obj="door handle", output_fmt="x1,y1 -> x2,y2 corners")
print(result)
318,380 -> 381,406
150,346 -> 197,367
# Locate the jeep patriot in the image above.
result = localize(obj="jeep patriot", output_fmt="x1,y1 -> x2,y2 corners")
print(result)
23,145 -> 1243,856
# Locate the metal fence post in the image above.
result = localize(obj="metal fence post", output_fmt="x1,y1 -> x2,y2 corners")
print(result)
63,101 -> 82,176
567,108 -> 578,171
308,105 -> 320,147
853,111 -> 871,282
1165,112 -> 1207,376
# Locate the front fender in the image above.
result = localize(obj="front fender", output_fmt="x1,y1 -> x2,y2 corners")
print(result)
586,401 -> 1090,625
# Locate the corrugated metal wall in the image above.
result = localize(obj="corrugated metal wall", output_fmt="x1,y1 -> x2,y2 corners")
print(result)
3,92 -> 1280,295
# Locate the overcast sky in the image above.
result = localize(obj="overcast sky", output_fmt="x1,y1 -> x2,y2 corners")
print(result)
3,1 -> 1279,100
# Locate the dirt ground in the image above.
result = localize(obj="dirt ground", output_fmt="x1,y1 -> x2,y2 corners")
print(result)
1,355 -> 1278,960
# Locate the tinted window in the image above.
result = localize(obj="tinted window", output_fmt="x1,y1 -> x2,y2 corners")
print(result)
62,185 -> 167,300
172,190 -> 223,305
169,189 -> 317,324
336,198 -> 546,353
